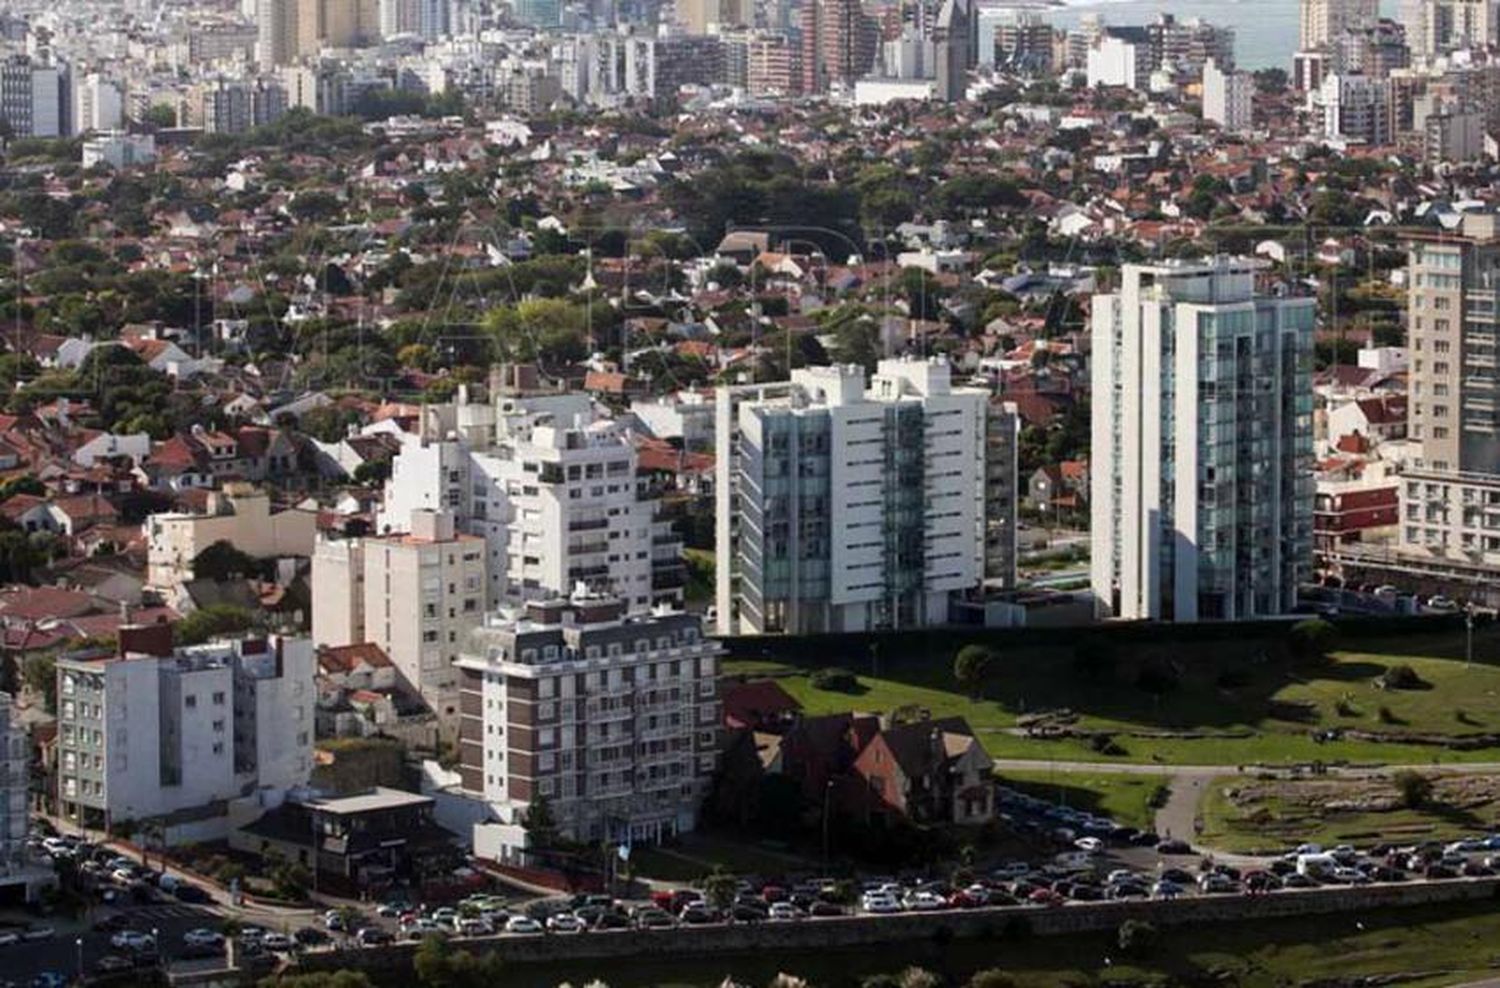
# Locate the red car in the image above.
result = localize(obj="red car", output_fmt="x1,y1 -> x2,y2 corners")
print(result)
1028,889 -> 1064,908
760,885 -> 788,904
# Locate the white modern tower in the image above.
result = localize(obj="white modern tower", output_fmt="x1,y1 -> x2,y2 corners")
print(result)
1090,258 -> 1315,622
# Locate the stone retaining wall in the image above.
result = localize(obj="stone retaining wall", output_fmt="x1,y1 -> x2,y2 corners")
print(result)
269,876 -> 1500,975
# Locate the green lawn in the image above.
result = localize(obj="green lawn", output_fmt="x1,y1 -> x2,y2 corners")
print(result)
1198,773 -> 1500,853
513,898 -> 1500,987
724,626 -> 1500,767
631,833 -> 816,883
996,769 -> 1168,831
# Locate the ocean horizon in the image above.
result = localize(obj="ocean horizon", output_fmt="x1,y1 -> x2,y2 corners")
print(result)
1047,0 -> 1398,71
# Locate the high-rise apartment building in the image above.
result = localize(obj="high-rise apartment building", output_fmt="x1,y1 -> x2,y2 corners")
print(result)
257,0 -> 301,67
454,591 -> 720,855
1403,0 -> 1495,61
0,54 -> 66,138
1203,57 -> 1254,133
298,0 -> 381,52
73,73 -> 122,134
746,33 -> 797,95
0,696 -> 25,870
1090,258 -> 1315,622
55,631 -> 315,841
1319,72 -> 1393,145
1400,214 -> 1500,564
380,0 -> 451,38
715,357 -> 990,635
378,390 -> 684,615
1301,0 -> 1380,50
984,399 -> 1020,588
799,0 -> 878,93
312,509 -> 486,723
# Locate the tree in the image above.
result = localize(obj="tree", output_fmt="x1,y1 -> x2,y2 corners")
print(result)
896,969 -> 941,988
192,540 -> 260,582
412,936 -> 504,988
1394,770 -> 1434,810
22,653 -> 56,713
175,604 -> 256,646
700,865 -> 737,912
520,794 -> 561,850
967,971 -> 1017,988
259,972 -> 374,988
141,104 -> 178,129
1288,618 -> 1339,662
953,644 -> 998,699
0,475 -> 44,502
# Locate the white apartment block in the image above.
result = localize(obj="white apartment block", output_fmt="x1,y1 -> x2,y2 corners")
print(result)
55,633 -> 315,843
312,509 -> 486,723
1319,72 -> 1393,145
453,591 -> 720,856
1090,257 -> 1316,622
378,390 -> 683,616
715,357 -> 989,635
1203,58 -> 1253,133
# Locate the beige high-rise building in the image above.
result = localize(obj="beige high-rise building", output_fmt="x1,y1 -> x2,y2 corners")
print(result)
1403,0 -> 1495,60
297,0 -> 380,54
312,509 -> 486,726
257,0 -> 302,67
1300,0 -> 1380,50
676,0 -> 745,34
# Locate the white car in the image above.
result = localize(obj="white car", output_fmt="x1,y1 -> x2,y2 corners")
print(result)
1073,837 -> 1104,853
903,891 -> 945,911
110,931 -> 154,951
504,916 -> 543,935
767,902 -> 801,922
546,914 -> 584,934
0,933 -> 19,948
860,893 -> 902,914
260,933 -> 295,952
401,918 -> 443,940
183,929 -> 224,948
456,918 -> 493,937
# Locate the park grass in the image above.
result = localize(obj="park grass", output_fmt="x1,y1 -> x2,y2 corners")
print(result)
517,897 -> 1500,987
631,832 -> 816,883
1197,773 -> 1500,854
723,625 -> 1500,768
996,768 -> 1168,831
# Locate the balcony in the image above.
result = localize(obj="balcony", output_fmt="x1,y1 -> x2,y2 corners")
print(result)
568,518 -> 608,532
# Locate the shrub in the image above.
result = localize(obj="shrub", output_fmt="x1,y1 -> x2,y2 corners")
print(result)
1288,618 -> 1339,661
1378,705 -> 1397,724
1380,664 -> 1425,691
1335,697 -> 1360,718
1394,770 -> 1434,810
1148,784 -> 1171,809
1117,919 -> 1160,958
809,667 -> 859,692
967,973 -> 1017,988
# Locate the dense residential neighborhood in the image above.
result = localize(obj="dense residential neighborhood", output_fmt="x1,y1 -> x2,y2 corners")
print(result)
2,0 -> 1500,986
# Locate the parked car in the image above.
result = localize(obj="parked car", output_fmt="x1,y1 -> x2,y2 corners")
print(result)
546,913 -> 584,934
110,931 -> 154,952
260,934 -> 295,952
505,916 -> 543,935
182,929 -> 224,950
356,928 -> 393,947
295,927 -> 330,946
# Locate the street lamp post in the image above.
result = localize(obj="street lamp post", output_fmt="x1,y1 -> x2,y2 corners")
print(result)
74,937 -> 82,980
822,780 -> 834,865
1466,606 -> 1475,669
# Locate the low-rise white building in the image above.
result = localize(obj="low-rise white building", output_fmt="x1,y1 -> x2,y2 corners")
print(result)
55,631 -> 316,843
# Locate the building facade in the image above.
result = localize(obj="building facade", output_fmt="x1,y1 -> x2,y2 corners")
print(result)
312,509 -> 486,723
1301,0 -> 1380,50
1203,57 -> 1254,133
55,632 -> 315,842
378,391 -> 683,615
715,357 -> 990,635
1090,257 -> 1316,621
455,593 -> 720,855
1399,214 -> 1500,565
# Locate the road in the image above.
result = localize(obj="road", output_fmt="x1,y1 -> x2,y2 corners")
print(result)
991,758 -> 1500,860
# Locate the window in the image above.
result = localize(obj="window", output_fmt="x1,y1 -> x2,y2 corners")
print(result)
212,719 -> 225,733
212,692 -> 225,705
185,695 -> 196,709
